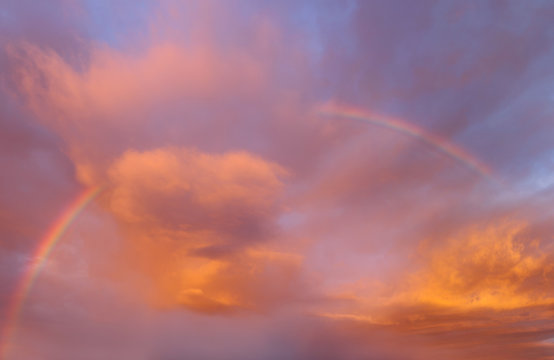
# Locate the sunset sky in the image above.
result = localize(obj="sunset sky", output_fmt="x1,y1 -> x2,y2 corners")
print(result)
1,1 -> 554,359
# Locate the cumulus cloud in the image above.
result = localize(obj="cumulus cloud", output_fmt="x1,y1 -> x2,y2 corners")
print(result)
100,147 -> 303,311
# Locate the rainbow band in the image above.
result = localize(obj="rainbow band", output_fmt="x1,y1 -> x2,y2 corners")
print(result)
317,103 -> 496,182
0,186 -> 102,359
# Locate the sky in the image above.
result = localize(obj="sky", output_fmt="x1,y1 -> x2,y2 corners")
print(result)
1,1 -> 553,359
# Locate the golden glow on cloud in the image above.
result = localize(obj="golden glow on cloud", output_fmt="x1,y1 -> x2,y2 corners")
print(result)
410,221 -> 553,310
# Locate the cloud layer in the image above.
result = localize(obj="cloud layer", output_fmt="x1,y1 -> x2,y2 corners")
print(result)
1,1 -> 553,359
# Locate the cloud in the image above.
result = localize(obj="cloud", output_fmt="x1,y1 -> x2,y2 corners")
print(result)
315,218 -> 554,359
4,39 -> 266,183
98,147 -> 309,312
407,220 -> 554,310
107,147 -> 286,233
2,1 -> 554,359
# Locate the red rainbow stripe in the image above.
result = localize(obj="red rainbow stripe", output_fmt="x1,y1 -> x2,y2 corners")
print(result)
0,186 -> 102,359
317,102 -> 498,183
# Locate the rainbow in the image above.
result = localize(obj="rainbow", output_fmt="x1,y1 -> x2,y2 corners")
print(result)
316,102 -> 497,182
0,186 -> 102,359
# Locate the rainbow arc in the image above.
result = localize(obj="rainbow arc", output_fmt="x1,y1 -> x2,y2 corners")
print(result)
0,186 -> 102,359
317,102 -> 497,183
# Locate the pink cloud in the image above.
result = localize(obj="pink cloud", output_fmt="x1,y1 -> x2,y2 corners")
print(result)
2,1 -> 554,359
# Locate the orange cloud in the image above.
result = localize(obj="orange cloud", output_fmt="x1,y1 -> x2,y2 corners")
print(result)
323,220 -> 554,319
107,147 -> 286,225
312,219 -> 554,359
408,220 -> 554,310
96,147 -> 307,312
